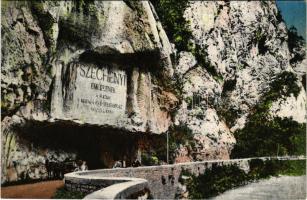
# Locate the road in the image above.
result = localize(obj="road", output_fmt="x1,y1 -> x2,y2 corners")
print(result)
1,180 -> 64,199
212,175 -> 306,200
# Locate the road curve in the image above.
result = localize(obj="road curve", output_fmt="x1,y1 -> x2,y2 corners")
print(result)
212,175 -> 306,200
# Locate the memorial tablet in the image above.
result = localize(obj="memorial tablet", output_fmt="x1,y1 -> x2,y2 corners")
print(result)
53,62 -> 127,125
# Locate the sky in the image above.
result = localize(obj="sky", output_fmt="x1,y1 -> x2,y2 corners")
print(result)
276,0 -> 306,39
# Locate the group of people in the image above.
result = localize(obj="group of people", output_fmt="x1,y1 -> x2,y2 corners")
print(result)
113,159 -> 141,168
45,157 -> 141,177
45,158 -> 88,179
74,160 -> 88,171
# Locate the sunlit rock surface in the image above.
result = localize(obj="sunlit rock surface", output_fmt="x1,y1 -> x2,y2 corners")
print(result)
1,1 -> 177,183
173,0 -> 306,161
1,0 -> 305,183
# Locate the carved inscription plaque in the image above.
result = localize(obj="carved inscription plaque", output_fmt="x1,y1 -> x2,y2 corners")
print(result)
68,62 -> 127,124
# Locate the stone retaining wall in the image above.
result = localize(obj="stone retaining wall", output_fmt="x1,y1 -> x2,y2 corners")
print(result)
64,156 -> 305,199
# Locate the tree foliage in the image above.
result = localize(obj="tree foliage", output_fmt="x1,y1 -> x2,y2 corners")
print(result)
231,71 -> 304,158
168,125 -> 195,163
231,116 -> 306,158
185,160 -> 306,199
150,0 -> 191,51
288,26 -> 305,65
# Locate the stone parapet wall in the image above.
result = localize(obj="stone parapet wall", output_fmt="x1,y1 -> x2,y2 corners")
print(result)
64,156 -> 305,199
84,178 -> 149,199
65,176 -> 126,195
64,175 -> 149,199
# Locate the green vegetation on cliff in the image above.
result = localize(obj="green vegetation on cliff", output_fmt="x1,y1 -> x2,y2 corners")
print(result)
231,71 -> 305,158
231,116 -> 305,158
169,124 -> 195,162
184,159 -> 306,199
288,26 -> 305,65
151,0 -> 222,81
150,0 -> 191,51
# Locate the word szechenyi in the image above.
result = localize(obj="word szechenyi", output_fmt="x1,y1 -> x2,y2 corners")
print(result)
77,63 -> 127,86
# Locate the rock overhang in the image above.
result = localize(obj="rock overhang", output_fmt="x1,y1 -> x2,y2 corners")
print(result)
1,0 -> 180,183
11,0 -> 177,135
55,1 -> 163,54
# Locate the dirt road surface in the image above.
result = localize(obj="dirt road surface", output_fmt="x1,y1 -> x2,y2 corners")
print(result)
1,180 -> 64,199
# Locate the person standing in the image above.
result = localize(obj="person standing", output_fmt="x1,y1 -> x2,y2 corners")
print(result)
80,161 -> 88,171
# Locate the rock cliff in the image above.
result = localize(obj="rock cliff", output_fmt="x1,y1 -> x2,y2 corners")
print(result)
1,0 -> 177,183
1,0 -> 305,183
172,0 -> 305,161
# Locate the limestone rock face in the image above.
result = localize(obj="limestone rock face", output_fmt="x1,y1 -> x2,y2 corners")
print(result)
270,90 -> 306,123
1,1 -> 177,183
1,2 -> 50,118
174,63 -> 235,161
1,0 -> 306,183
2,0 -> 177,131
184,1 -> 305,126
173,1 -> 306,161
